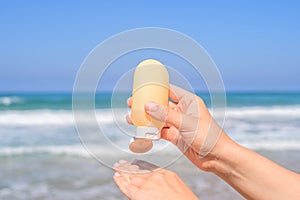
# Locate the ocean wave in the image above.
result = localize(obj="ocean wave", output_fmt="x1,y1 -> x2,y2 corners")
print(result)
213,105 -> 300,119
0,140 -> 300,158
0,144 -> 175,157
0,105 -> 300,127
0,96 -> 24,106
0,145 -> 93,157
240,140 -> 300,151
0,110 -> 74,126
0,109 -> 117,127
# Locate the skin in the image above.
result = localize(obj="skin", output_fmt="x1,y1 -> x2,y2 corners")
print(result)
114,84 -> 300,200
113,160 -> 198,200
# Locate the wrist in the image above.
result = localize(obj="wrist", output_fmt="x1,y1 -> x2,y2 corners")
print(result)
199,130 -> 237,173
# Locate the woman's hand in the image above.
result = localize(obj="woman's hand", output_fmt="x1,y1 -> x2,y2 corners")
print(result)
113,160 -> 198,200
124,84 -> 300,200
126,84 -> 228,171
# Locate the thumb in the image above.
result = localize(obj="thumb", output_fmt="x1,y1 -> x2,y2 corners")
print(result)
145,101 -> 192,131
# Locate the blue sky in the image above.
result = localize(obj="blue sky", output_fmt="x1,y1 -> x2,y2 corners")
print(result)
0,0 -> 299,92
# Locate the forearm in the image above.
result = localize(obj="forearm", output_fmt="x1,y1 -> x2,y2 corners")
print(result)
207,132 -> 300,200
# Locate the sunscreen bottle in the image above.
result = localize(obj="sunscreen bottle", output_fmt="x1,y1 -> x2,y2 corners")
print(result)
129,59 -> 169,153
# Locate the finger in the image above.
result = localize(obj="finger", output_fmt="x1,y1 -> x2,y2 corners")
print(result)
161,127 -> 189,152
127,97 -> 132,108
126,114 -> 133,124
146,101 -> 197,132
163,101 -> 178,128
129,174 -> 151,187
145,101 -> 183,130
146,101 -> 181,129
114,164 -> 139,174
163,122 -> 171,128
131,159 -> 160,171
113,160 -> 132,173
169,84 -> 193,102
113,172 -> 129,195
168,100 -> 177,109
160,127 -> 178,142
160,128 -> 171,141
113,172 -> 139,198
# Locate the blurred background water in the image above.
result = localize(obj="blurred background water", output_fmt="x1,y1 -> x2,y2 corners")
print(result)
0,93 -> 299,199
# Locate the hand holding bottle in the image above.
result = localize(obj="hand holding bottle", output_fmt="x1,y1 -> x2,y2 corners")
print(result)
127,84 -> 226,171
125,84 -> 300,200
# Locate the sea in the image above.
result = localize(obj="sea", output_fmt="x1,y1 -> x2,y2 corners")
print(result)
0,92 -> 300,200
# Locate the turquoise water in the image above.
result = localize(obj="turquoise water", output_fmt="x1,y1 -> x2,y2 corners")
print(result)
1,92 -> 300,111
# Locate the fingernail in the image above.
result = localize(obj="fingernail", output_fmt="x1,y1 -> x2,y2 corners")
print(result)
146,102 -> 159,112
114,172 -> 121,177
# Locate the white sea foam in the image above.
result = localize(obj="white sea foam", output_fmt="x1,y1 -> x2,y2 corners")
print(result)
0,110 -> 74,126
0,139 -> 300,158
0,96 -> 23,106
0,145 -> 90,157
0,109 -> 117,127
0,145 -> 126,158
1,105 -> 300,127
240,140 -> 300,151
223,105 -> 300,118
0,145 -> 146,159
